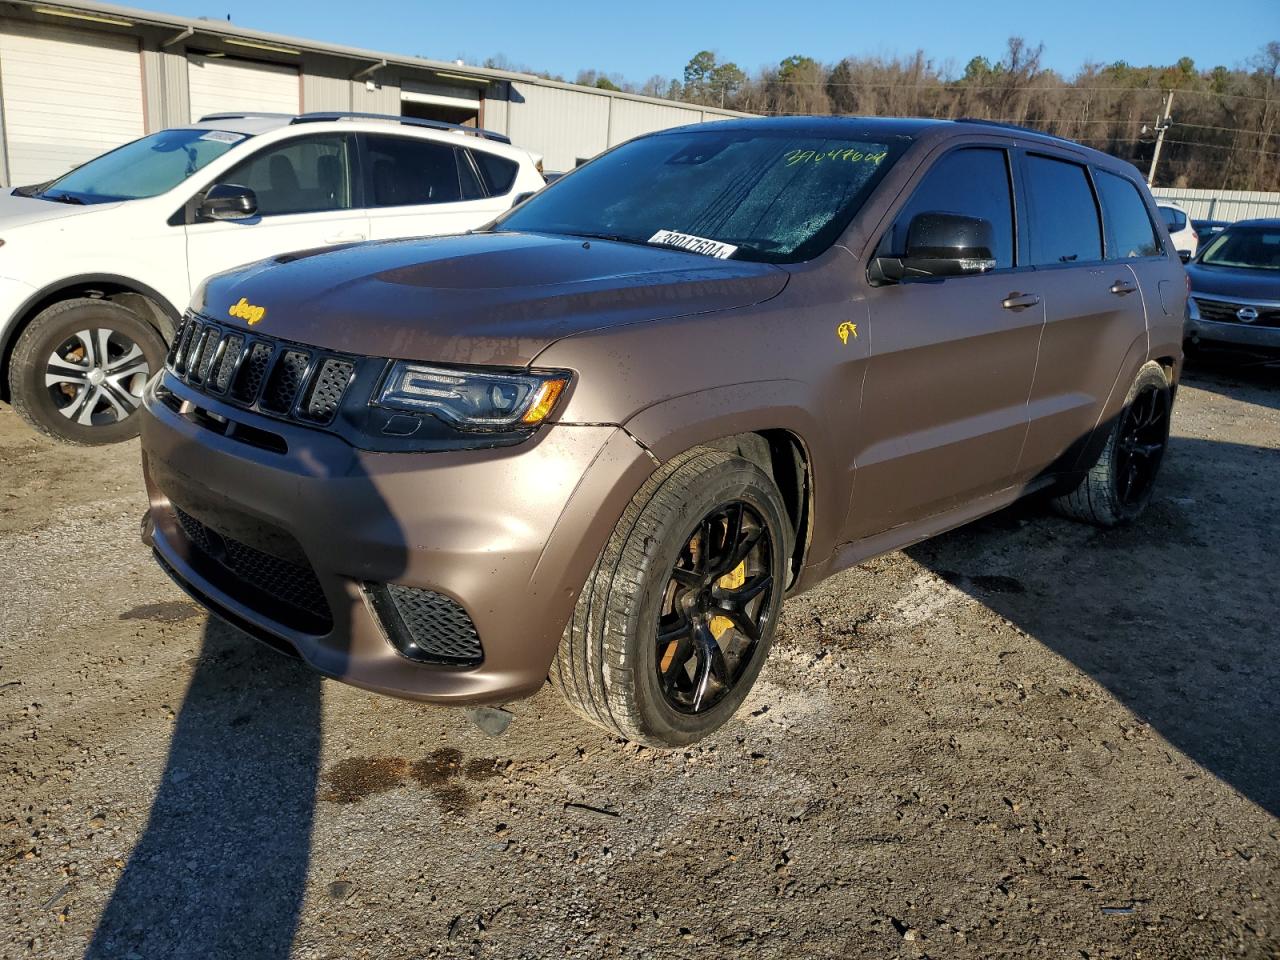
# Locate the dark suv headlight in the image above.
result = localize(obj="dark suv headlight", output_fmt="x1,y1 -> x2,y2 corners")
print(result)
375,361 -> 570,432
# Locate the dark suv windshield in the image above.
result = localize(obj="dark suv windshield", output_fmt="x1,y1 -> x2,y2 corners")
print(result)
495,129 -> 907,263
32,128 -> 249,204
1198,226 -> 1280,271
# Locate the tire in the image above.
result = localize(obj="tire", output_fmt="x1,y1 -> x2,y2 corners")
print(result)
551,446 -> 791,747
7,298 -> 167,445
1053,361 -> 1172,527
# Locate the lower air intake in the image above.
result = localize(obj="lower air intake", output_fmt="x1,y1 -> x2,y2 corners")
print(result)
366,584 -> 483,666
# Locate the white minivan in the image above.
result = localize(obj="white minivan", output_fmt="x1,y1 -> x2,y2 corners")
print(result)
0,112 -> 545,444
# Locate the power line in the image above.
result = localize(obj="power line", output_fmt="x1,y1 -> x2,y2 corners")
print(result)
755,80 -> 1278,104
745,109 -> 1279,141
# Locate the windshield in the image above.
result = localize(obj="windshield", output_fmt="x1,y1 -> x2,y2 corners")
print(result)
1198,226 -> 1280,271
494,129 -> 908,263
33,128 -> 249,204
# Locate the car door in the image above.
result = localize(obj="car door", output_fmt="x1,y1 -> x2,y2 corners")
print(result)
1015,153 -> 1151,477
846,144 -> 1044,541
184,132 -> 367,291
361,133 -> 514,241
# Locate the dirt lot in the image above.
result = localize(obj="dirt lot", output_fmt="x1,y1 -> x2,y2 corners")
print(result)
1,356 -> 1277,960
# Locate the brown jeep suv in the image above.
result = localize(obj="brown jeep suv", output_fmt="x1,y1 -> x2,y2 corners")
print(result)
139,117 -> 1185,747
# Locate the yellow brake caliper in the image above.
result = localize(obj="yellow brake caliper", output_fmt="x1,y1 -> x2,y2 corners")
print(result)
710,561 -> 746,640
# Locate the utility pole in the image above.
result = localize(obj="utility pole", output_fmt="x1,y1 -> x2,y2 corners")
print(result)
1147,90 -> 1174,186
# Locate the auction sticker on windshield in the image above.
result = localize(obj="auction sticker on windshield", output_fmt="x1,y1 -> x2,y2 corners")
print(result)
648,230 -> 739,259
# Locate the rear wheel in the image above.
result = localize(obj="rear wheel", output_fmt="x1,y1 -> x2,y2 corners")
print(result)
1053,362 -> 1172,526
551,447 -> 790,747
8,298 -> 166,445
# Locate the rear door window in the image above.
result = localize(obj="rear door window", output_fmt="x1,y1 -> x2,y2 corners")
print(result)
1095,170 -> 1162,259
220,134 -> 354,217
881,146 -> 1015,269
365,134 -> 465,207
1022,154 -> 1102,266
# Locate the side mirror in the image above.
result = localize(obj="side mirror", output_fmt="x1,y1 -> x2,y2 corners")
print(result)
1179,250 -> 1192,264
870,212 -> 998,284
198,183 -> 258,222
510,191 -> 536,208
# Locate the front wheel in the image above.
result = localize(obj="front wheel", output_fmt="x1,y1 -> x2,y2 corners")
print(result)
7,298 -> 167,445
1053,361 -> 1172,526
551,447 -> 791,747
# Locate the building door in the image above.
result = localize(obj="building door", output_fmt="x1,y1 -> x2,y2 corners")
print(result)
401,80 -> 481,127
188,55 -> 299,122
0,21 -> 145,186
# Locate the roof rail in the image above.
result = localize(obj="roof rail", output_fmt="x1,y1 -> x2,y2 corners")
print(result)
290,111 -> 512,144
954,117 -> 1077,144
198,112 -> 298,122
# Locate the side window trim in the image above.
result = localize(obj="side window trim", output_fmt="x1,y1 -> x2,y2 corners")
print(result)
876,142 -> 1023,278
457,146 -> 490,200
1016,147 -> 1106,270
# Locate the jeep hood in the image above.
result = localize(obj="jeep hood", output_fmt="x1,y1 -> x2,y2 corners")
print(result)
200,232 -> 789,366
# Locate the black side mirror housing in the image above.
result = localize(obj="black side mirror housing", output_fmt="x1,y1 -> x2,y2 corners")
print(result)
198,183 -> 258,222
870,212 -> 998,284
510,191 -> 536,208
1179,249 -> 1192,264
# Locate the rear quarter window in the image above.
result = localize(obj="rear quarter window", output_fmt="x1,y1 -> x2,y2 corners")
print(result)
470,149 -> 520,195
1095,170 -> 1162,259
1023,154 -> 1102,266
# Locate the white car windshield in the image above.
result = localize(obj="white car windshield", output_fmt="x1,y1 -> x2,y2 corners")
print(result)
28,128 -> 249,204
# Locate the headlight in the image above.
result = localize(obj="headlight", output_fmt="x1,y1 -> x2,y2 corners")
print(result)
376,361 -> 569,431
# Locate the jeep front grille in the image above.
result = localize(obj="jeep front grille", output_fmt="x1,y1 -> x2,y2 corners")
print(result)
165,315 -> 357,426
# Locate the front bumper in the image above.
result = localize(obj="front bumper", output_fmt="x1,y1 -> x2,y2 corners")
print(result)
1186,315 -> 1280,351
1186,297 -> 1280,352
140,375 -> 654,704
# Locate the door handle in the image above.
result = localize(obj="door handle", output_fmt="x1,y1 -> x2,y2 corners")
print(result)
1110,279 -> 1138,296
1002,293 -> 1041,311
324,232 -> 366,244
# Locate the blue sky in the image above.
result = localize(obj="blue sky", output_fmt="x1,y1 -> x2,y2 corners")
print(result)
135,0 -> 1277,82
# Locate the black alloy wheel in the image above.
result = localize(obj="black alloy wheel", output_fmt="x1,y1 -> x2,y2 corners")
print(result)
1113,384 -> 1170,507
656,501 -> 776,713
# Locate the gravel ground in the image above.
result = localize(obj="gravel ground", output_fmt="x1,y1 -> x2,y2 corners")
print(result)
1,356 -> 1277,960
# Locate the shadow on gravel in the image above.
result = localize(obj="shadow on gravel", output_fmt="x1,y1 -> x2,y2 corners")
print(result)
88,420 -> 409,958
86,620 -> 322,959
907,429 -> 1280,816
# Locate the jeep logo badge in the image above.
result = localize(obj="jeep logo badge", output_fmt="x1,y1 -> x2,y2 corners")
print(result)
228,297 -> 266,325
1236,306 -> 1259,323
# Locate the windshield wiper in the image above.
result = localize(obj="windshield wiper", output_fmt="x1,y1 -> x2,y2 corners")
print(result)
39,191 -> 86,205
551,230 -> 648,248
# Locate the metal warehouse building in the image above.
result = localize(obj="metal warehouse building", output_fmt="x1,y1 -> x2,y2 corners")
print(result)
0,0 -> 748,185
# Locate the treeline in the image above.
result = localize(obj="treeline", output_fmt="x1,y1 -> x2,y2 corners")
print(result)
493,39 -> 1280,191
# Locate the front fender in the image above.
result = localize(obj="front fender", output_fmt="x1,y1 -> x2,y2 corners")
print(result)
621,380 -> 843,569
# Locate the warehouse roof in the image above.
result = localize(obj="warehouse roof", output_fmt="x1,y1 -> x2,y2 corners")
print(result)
9,0 -> 754,118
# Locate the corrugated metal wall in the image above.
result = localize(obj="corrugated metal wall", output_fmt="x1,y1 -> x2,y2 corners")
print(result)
301,73 -> 352,112
508,81 -> 610,171
483,83 -> 509,137
1152,188 -> 1280,221
141,46 -> 188,130
608,98 -> 704,145
351,77 -> 400,114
